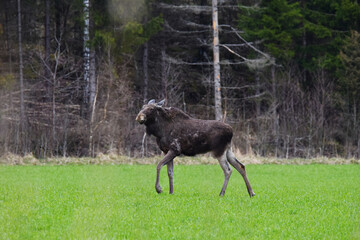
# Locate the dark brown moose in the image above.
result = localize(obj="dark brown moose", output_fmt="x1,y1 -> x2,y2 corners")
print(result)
136,99 -> 255,197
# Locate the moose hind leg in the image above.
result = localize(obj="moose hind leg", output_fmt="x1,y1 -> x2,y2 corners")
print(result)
217,153 -> 232,197
226,149 -> 255,197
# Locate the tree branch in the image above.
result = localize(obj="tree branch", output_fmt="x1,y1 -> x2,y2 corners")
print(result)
158,3 -> 212,14
221,25 -> 272,61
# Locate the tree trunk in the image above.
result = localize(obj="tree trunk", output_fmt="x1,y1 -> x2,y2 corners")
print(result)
89,49 -> 96,116
44,0 -> 51,99
271,66 -> 279,157
55,0 -> 61,41
143,42 -> 149,102
141,42 -> 149,157
45,0 -> 52,154
51,37 -> 62,155
82,0 -> 90,118
320,68 -> 325,156
5,2 -> 12,74
88,23 -> 96,156
161,46 -> 167,100
17,0 -> 26,154
88,48 -> 96,157
61,105 -> 69,158
4,2 -> 12,153
255,72 -> 261,117
212,0 -> 222,121
255,71 -> 262,155
83,0 -> 97,156
355,100 -> 360,158
52,70 -> 56,154
301,0 -> 307,84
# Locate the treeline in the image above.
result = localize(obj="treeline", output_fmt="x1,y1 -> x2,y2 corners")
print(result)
0,0 -> 359,158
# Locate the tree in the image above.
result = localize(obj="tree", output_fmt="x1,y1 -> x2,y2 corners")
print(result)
1,0 -> 360,159
339,30 -> 360,157
82,0 -> 96,113
212,0 -> 222,121
44,0 -> 50,99
238,0 -> 303,156
17,0 -> 26,154
82,0 -> 98,156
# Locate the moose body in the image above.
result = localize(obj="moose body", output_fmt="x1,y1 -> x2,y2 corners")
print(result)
136,99 -> 255,197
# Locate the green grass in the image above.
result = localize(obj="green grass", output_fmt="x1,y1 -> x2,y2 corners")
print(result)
0,164 -> 359,239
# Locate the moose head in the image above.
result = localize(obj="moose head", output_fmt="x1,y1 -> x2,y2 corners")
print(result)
136,99 -> 165,125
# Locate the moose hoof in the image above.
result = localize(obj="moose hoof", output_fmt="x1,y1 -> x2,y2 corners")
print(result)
250,191 -> 256,197
155,186 -> 163,194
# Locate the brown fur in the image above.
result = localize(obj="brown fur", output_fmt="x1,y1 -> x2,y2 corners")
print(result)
136,101 -> 255,197
137,105 -> 232,157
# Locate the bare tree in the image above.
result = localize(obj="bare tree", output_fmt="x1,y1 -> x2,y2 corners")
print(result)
44,0 -> 51,99
83,0 -> 90,118
212,0 -> 222,121
83,0 -> 97,156
143,42 -> 149,103
17,0 -> 26,153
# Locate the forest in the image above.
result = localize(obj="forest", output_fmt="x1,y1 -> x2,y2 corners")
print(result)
0,0 -> 359,159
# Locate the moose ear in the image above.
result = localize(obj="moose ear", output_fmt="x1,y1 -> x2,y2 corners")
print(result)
147,99 -> 156,105
157,99 -> 165,107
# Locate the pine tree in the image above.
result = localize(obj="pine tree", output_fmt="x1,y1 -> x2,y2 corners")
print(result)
339,30 -> 360,157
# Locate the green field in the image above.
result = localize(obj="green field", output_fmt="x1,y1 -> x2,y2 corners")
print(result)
0,164 -> 359,239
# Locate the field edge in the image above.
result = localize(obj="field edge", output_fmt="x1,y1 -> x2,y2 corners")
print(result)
0,152 -> 359,165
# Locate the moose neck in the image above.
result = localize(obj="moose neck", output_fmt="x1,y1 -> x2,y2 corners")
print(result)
145,117 -> 169,139
144,107 -> 190,139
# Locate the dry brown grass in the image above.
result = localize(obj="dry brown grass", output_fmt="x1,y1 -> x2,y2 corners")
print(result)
0,152 -> 359,165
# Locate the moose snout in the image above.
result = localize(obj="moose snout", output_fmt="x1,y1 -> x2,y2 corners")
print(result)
136,113 -> 146,124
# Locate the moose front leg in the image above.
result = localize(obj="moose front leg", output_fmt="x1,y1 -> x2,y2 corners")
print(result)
155,150 -> 177,194
167,160 -> 174,194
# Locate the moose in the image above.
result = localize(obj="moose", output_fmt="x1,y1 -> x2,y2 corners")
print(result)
136,99 -> 255,197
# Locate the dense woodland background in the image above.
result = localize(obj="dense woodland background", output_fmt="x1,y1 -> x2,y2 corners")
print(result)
0,0 -> 359,159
